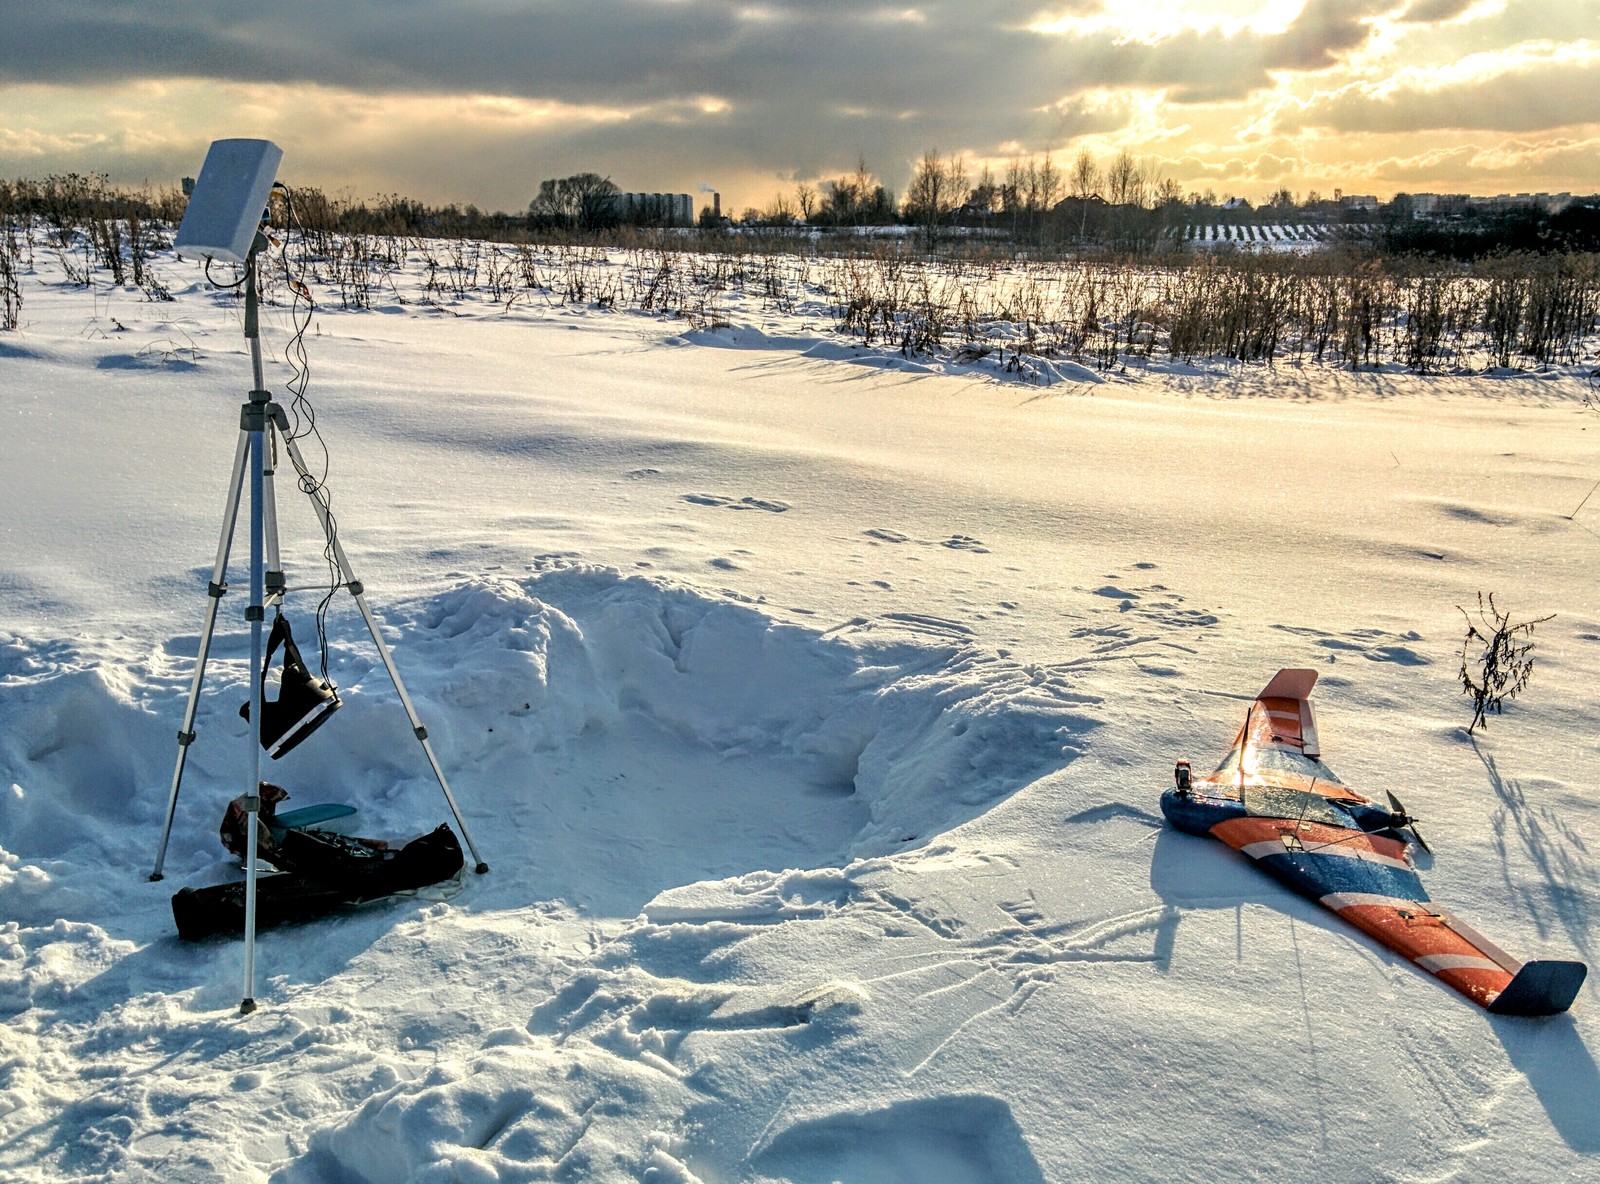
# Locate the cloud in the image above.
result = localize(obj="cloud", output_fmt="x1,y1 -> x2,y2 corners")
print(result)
1,1 -> 1388,115
2,0 -> 1595,207
1395,0 -> 1478,21
0,2 -> 1042,104
1032,0 -> 1390,106
1363,133 -> 1600,190
1264,0 -> 1388,71
5,1 -> 1356,199
1286,56 -> 1600,133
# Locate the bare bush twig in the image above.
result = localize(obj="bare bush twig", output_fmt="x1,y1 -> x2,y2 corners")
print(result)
1458,593 -> 1553,733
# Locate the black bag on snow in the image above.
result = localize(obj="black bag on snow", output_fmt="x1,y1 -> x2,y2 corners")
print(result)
171,824 -> 464,941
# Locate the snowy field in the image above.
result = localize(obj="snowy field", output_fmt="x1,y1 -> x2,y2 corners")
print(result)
2,237 -> 1598,1182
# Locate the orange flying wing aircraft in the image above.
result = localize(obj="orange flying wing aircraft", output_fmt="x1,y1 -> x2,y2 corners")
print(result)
1162,669 -> 1586,1016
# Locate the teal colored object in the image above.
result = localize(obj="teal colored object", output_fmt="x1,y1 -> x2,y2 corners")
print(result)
269,803 -> 356,838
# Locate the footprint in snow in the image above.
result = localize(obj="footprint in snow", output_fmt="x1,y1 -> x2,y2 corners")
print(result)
683,493 -> 790,512
1270,622 -> 1430,666
1091,574 -> 1219,629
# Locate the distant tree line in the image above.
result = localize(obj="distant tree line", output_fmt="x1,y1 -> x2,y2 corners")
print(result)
1376,204 -> 1600,260
0,173 -> 187,226
6,161 -> 1599,263
746,151 -> 1600,259
5,176 -> 1597,378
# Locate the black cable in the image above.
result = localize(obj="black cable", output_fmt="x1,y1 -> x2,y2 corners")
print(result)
271,182 -> 342,683
204,255 -> 249,291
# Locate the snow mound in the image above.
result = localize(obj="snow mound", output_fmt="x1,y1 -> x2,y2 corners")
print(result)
394,566 -> 1091,869
1,567 -> 1092,1183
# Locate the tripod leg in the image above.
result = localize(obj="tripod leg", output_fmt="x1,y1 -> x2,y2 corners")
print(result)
276,423 -> 489,874
347,588 -> 489,874
150,429 -> 250,882
232,244 -> 278,1014
262,418 -> 285,607
242,393 -> 269,1014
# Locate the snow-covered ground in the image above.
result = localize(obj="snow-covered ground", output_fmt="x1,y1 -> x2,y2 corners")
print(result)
2,236 -> 1598,1183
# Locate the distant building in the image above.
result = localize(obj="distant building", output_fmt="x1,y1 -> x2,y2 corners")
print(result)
1340,194 -> 1380,211
1402,191 -> 1574,219
1408,193 -> 1470,217
601,192 -> 695,227
1469,193 -> 1550,211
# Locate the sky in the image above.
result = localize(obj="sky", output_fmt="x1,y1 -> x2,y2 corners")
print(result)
2,0 -> 1597,215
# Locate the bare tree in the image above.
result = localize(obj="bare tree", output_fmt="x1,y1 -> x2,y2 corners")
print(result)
968,164 -> 999,219
904,155 -> 931,219
822,157 -> 893,226
795,182 -> 817,224
905,149 -> 968,246
822,175 -> 860,225
1068,150 -> 1102,244
944,152 -> 970,215
1069,149 -> 1101,202
529,173 -> 620,231
1002,156 -> 1025,212
1105,150 -> 1143,207
905,150 -> 944,236
1037,152 -> 1061,212
765,191 -> 796,224
1021,158 -> 1041,215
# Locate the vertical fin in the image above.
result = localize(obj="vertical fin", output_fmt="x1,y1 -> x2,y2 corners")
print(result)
1259,668 -> 1318,701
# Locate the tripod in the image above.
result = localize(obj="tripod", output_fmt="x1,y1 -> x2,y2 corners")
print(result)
149,236 -> 487,1014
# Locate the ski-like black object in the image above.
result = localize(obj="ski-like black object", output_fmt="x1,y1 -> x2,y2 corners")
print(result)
172,824 -> 463,941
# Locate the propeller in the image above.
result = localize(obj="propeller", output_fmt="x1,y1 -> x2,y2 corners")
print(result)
1385,790 -> 1432,853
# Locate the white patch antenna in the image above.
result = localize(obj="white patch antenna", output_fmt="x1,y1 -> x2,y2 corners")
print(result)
174,138 -> 283,264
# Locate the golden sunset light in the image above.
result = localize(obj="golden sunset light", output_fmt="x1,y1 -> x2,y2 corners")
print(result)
2,0 -> 1594,210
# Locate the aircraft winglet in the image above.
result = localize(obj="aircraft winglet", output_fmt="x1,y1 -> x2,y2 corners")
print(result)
1259,668 -> 1317,701
1488,960 -> 1589,1017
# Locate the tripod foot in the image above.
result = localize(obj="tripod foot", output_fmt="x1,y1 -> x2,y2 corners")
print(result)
148,872 -> 164,883
474,862 -> 490,875
239,998 -> 257,1015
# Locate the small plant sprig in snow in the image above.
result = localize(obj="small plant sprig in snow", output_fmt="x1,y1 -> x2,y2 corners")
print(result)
1458,592 -> 1553,733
